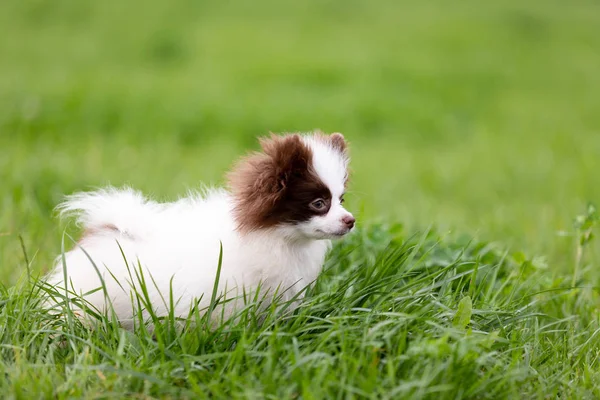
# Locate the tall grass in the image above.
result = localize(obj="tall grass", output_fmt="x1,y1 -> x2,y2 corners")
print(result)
1,217 -> 599,398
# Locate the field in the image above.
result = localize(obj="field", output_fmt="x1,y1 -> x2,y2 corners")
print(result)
1,0 -> 600,398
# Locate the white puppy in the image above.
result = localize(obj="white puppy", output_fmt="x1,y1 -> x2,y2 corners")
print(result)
46,131 -> 355,329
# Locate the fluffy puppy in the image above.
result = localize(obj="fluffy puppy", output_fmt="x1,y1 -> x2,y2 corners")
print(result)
46,131 -> 355,329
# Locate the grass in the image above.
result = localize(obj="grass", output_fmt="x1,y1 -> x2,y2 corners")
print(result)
1,0 -> 600,397
3,218 -> 599,398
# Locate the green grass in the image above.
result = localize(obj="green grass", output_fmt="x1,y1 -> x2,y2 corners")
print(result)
4,219 -> 599,398
2,0 -> 600,397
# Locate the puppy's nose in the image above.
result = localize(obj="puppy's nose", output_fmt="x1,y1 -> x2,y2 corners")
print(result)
342,215 -> 356,229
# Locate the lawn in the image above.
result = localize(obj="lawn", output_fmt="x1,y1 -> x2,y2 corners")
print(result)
1,0 -> 600,398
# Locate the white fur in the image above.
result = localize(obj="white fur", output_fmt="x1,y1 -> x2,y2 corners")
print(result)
45,134 -> 352,329
299,136 -> 353,240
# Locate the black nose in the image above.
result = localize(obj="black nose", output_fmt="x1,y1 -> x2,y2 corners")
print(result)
342,215 -> 355,229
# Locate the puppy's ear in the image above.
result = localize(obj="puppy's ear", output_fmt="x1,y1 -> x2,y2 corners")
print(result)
313,130 -> 348,155
329,132 -> 347,154
228,133 -> 310,232
260,133 -> 310,190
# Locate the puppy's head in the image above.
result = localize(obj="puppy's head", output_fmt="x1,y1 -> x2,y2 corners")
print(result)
228,131 -> 354,240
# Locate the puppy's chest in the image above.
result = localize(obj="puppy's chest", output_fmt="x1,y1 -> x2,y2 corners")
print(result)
234,244 -> 326,290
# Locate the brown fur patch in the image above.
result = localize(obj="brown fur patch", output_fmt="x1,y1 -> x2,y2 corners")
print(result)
228,133 -> 334,233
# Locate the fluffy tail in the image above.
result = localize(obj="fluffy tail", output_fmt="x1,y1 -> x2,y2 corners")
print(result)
57,187 -> 163,239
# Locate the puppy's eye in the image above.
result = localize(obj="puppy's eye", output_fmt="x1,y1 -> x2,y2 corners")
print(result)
310,199 -> 327,211
340,195 -> 345,204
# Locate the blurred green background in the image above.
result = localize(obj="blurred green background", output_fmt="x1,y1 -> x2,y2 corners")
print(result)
1,0 -> 599,282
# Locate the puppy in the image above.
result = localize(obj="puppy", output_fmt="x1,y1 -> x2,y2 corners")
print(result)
46,131 -> 354,329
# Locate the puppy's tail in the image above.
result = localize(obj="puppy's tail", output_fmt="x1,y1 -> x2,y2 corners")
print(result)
57,187 -> 162,239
